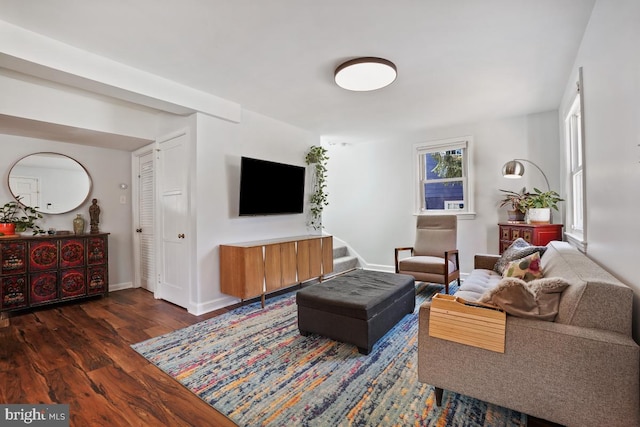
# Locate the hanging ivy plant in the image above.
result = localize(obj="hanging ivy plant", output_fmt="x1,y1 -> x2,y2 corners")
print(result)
305,145 -> 329,230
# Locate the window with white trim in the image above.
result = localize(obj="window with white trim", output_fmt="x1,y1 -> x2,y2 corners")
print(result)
564,69 -> 586,249
414,137 -> 474,215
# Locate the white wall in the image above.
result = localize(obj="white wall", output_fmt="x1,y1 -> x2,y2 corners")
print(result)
194,111 -> 318,312
0,70 -> 170,290
323,111 -> 560,274
0,134 -> 133,287
0,64 -> 321,312
559,0 -> 640,341
0,69 -> 159,141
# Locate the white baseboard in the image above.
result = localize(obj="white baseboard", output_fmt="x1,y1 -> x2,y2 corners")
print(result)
109,282 -> 133,292
190,295 -> 240,316
363,263 -> 395,273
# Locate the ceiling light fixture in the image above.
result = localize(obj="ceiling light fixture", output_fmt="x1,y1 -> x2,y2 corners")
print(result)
334,57 -> 397,91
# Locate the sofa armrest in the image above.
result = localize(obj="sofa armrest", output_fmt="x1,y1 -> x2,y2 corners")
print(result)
418,301 -> 640,427
474,254 -> 500,270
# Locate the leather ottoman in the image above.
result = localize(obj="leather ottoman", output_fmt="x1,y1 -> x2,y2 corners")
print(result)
296,269 -> 415,354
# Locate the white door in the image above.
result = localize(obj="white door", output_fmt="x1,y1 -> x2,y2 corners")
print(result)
9,176 -> 40,207
132,145 -> 156,292
156,130 -> 190,309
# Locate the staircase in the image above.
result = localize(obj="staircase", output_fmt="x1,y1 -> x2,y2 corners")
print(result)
330,242 -> 359,276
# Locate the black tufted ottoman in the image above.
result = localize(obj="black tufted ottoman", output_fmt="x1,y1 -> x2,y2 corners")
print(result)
296,269 -> 415,354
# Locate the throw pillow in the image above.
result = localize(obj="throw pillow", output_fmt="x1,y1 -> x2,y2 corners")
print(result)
478,277 -> 569,321
502,252 -> 543,281
493,238 -> 547,275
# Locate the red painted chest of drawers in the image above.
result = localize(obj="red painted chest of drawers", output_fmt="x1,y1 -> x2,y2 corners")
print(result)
1,233 -> 109,312
498,223 -> 563,254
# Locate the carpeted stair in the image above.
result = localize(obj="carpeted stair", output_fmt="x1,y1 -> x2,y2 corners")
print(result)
330,243 -> 359,275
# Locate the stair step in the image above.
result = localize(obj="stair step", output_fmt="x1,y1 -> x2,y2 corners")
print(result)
333,255 -> 358,274
333,245 -> 348,259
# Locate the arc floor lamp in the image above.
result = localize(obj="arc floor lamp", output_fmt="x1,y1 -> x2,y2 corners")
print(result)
501,159 -> 550,191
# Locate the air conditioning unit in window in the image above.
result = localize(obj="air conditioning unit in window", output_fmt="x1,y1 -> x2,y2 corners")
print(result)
444,200 -> 464,211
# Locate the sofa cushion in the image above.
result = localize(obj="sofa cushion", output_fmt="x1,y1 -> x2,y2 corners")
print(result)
494,238 -> 547,275
454,268 -> 502,301
541,241 -> 633,334
398,256 -> 457,274
478,276 -> 569,321
502,252 -> 543,281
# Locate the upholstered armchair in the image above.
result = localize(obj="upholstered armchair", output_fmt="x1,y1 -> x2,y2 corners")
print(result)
395,215 -> 460,294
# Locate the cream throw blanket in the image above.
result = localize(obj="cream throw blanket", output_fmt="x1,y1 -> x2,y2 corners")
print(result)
478,277 -> 569,321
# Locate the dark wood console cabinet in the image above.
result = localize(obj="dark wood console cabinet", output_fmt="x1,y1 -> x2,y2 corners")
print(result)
498,223 -> 563,254
0,233 -> 109,316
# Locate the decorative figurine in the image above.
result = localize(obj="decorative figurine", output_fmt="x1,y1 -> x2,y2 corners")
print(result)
89,199 -> 101,234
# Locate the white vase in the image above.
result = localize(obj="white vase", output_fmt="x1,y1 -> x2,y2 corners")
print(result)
528,208 -> 551,224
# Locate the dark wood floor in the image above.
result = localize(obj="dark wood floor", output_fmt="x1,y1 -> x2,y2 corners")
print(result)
0,288 -> 236,426
0,288 -> 561,427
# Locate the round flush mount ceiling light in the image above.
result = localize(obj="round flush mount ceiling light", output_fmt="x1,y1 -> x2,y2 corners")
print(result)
334,57 -> 397,91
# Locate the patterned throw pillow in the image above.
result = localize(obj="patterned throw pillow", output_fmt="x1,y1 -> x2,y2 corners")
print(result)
493,238 -> 547,275
503,252 -> 543,281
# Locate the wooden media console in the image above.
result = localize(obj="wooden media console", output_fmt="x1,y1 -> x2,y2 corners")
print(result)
220,235 -> 333,307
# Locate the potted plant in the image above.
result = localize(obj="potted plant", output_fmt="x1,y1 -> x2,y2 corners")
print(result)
305,145 -> 329,231
523,188 -> 564,224
0,197 -> 45,236
498,187 -> 529,222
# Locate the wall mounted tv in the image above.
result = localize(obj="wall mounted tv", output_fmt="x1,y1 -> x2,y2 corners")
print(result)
239,156 -> 306,216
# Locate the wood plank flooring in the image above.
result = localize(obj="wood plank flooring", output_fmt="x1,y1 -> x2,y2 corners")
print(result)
0,288 -> 561,427
0,289 -> 236,427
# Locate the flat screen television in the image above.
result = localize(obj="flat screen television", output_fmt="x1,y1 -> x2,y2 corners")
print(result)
239,156 -> 306,216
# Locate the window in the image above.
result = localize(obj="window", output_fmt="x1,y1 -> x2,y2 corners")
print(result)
414,137 -> 474,217
564,68 -> 586,250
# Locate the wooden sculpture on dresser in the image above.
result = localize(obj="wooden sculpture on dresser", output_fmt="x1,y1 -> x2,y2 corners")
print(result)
89,199 -> 100,234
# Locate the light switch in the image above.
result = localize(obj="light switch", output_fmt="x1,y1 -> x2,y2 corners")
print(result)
120,195 -> 126,204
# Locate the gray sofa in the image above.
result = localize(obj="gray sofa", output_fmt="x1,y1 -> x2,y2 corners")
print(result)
418,241 -> 640,427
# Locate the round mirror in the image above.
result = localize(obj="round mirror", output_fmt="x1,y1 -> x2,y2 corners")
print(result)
8,153 -> 92,214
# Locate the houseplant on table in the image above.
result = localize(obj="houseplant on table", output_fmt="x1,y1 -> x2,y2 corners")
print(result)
523,188 -> 564,224
498,187 -> 529,222
0,197 -> 45,236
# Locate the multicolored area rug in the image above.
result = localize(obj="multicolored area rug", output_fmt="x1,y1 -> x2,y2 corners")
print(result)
132,282 -> 526,426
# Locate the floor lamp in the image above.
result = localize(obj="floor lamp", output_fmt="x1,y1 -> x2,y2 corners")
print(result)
501,159 -> 550,192
502,158 -> 552,223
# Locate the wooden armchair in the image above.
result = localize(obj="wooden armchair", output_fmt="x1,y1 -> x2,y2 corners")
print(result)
394,215 -> 460,294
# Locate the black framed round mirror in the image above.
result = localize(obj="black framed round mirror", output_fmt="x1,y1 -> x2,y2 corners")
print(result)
8,153 -> 92,214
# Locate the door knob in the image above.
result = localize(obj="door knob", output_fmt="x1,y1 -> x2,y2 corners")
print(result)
178,233 -> 185,239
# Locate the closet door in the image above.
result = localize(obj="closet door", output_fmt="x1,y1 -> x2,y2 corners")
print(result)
156,130 -> 191,309
132,145 -> 155,291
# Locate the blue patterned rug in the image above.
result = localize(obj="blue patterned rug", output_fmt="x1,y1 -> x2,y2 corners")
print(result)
132,282 -> 526,426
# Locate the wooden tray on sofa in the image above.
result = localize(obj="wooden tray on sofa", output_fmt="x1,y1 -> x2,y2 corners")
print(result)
429,293 -> 506,353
